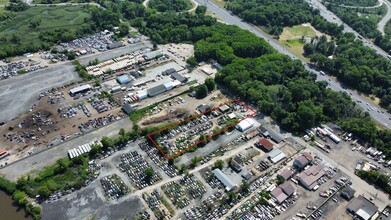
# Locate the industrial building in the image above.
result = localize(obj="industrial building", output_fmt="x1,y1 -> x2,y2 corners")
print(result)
270,182 -> 296,204
171,72 -> 187,83
144,50 -> 163,60
162,68 -> 176,76
279,169 -> 293,181
235,118 -> 255,132
122,104 -> 135,115
116,75 -> 130,84
268,149 -> 286,164
69,84 -> 92,96
294,155 -> 311,169
347,195 -> 378,220
107,41 -> 123,49
297,164 -> 325,190
341,185 -> 356,201
136,90 -> 148,100
257,137 -> 274,152
219,105 -> 230,113
147,84 -> 167,97
212,169 -> 237,191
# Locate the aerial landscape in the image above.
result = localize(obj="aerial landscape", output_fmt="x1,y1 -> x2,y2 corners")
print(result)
0,0 -> 391,219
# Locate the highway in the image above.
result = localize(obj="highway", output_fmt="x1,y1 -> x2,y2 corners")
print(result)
305,0 -> 389,56
196,0 -> 391,129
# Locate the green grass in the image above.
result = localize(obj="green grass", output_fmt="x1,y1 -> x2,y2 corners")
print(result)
284,25 -> 316,37
280,39 -> 310,62
210,0 -> 226,8
0,0 -> 9,5
0,6 -> 90,48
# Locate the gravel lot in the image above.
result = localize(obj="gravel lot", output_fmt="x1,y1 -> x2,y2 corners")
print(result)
0,63 -> 79,123
42,181 -> 143,220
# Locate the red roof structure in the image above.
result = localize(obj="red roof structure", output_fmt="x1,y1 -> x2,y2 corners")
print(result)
258,137 -> 274,151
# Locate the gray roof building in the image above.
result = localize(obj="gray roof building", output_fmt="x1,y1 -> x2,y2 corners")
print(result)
171,72 -> 187,82
267,129 -> 284,143
294,155 -> 310,169
280,182 -> 295,196
147,84 -> 167,97
107,41 -> 124,49
122,104 -> 135,115
347,195 -> 378,220
341,185 -> 356,201
213,169 -> 237,191
279,169 -> 293,180
271,187 -> 288,204
162,68 -> 176,76
297,164 -> 325,190
144,50 -> 163,60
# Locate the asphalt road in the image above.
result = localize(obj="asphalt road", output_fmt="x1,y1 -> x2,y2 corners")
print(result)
0,63 -> 79,123
378,0 -> 391,35
306,0 -> 389,56
197,0 -> 391,129
0,118 -> 133,181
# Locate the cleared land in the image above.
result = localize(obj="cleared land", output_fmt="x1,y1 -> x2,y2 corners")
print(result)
0,6 -> 91,50
279,24 -> 324,61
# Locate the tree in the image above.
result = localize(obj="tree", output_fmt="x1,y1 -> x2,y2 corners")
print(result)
38,186 -> 51,198
118,23 -> 129,37
213,159 -> 224,170
240,180 -> 250,193
186,56 -> 198,68
276,175 -> 285,185
179,164 -> 187,174
101,136 -> 113,151
204,78 -> 215,92
144,167 -> 154,183
10,33 -> 21,44
195,5 -> 207,14
191,156 -> 201,168
196,84 -> 208,99
29,17 -> 41,29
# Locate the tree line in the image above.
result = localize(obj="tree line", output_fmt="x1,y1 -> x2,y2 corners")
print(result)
148,0 -> 192,12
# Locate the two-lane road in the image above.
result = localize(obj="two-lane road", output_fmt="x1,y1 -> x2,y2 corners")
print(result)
197,0 -> 391,129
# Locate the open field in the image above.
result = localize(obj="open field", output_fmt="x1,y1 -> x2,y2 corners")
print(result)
279,25 -> 316,41
280,39 -> 309,61
0,6 -> 91,50
0,0 -> 9,5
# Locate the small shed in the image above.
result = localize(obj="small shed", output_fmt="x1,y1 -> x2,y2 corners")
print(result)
122,104 -> 135,115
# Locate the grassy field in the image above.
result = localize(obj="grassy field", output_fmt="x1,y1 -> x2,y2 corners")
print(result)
280,24 -> 316,40
0,0 -> 9,5
281,39 -> 310,62
0,6 -> 90,48
211,0 -> 226,8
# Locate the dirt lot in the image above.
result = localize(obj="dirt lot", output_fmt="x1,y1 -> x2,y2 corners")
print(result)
137,90 -> 229,129
0,86 -> 123,164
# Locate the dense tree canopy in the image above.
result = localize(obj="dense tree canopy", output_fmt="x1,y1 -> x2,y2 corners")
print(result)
148,0 -> 192,12
225,0 -> 343,36
305,33 -> 391,110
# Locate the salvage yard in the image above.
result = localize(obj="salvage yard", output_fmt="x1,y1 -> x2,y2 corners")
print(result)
0,84 -> 123,164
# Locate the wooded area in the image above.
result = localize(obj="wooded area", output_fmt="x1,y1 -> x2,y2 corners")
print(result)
304,33 -> 391,111
225,0 -> 343,36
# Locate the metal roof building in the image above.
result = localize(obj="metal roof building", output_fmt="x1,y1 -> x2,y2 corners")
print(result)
212,169 -> 237,191
144,50 -> 163,60
171,72 -> 187,82
147,84 -> 167,97
136,90 -> 148,100
268,149 -> 286,164
235,118 -> 255,132
347,195 -> 378,220
116,75 -> 130,84
297,164 -> 325,190
69,84 -> 92,96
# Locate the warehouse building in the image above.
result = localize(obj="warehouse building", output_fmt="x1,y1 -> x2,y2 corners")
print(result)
171,72 -> 187,83
297,164 -> 325,190
69,84 -> 92,96
257,137 -> 274,152
162,68 -> 176,76
270,182 -> 296,204
122,104 -> 135,115
235,118 -> 255,132
136,90 -> 148,100
144,50 -> 163,60
341,185 -> 356,201
116,75 -> 130,84
268,149 -> 286,163
294,155 -> 311,169
147,84 -> 167,97
347,195 -> 378,220
213,169 -> 237,191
